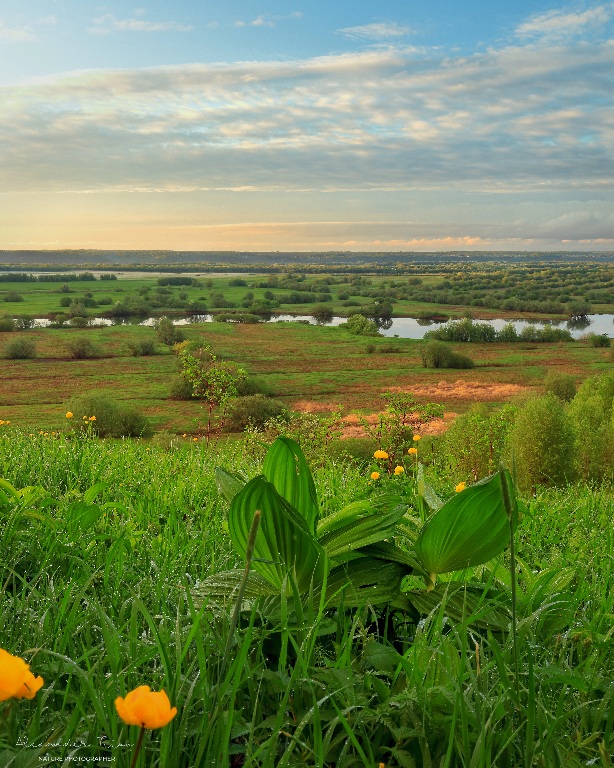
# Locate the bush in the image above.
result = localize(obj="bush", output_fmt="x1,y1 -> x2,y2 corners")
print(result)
587,333 -> 611,347
0,316 -> 16,332
235,376 -> 276,397
127,339 -> 156,357
542,371 -> 576,402
65,337 -> 99,359
345,314 -> 380,336
155,317 -> 185,345
224,394 -> 289,432
65,393 -> 153,438
169,376 -> 194,400
568,371 -> 614,483
2,291 -> 24,302
4,338 -> 36,359
508,394 -> 576,492
328,437 -> 379,465
421,341 -> 474,369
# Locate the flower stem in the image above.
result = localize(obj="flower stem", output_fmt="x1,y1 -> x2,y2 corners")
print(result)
129,726 -> 145,768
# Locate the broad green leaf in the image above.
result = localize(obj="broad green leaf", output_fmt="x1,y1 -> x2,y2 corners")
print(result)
83,482 -> 109,504
358,541 -> 425,576
229,475 -> 327,593
408,581 -> 511,631
417,463 -> 444,511
191,569 -> 279,608
262,437 -> 319,535
317,494 -> 403,537
415,471 -> 515,579
318,503 -> 407,559
215,467 -> 247,502
323,558 -> 407,608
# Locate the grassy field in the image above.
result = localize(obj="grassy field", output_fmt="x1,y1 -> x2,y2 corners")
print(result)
0,319 -> 611,433
0,430 -> 612,766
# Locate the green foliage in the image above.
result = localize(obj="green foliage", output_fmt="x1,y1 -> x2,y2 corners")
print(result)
568,371 -> 614,482
2,290 -> 24,302
443,404 -> 516,481
235,375 -> 275,398
345,313 -> 380,336
509,393 -> 576,491
224,394 -> 289,432
245,410 -> 343,464
65,392 -> 153,437
0,315 -> 16,331
155,316 -> 185,345
587,332 -> 611,347
126,339 -> 156,356
421,340 -> 475,368
312,305 -> 333,323
542,370 -> 577,401
4,337 -> 36,359
65,336 -> 99,359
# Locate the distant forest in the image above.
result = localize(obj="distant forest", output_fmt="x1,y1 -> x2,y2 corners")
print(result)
0,249 -> 613,274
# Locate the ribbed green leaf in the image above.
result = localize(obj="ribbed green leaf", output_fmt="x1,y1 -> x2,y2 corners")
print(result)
316,494 -> 403,537
228,475 -> 327,593
262,437 -> 319,535
318,503 -> 407,559
191,569 -> 279,608
415,471 -> 515,578
214,467 -> 247,502
323,558 -> 407,607
358,541 -> 424,575
417,463 -> 443,511
408,581 -> 511,631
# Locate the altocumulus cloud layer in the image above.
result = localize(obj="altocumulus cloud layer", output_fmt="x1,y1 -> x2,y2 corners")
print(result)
1,6 -> 614,250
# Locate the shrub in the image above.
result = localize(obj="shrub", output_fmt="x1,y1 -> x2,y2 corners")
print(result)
65,393 -> 153,438
328,437 -> 379,465
155,317 -> 185,345
568,371 -> 614,483
4,338 -> 36,359
169,375 -> 194,400
65,337 -> 99,359
2,291 -> 24,302
127,339 -> 156,356
542,371 -> 576,402
0,316 -> 16,332
235,376 -> 276,397
70,316 -> 90,328
587,333 -> 611,347
508,394 -> 576,492
345,314 -> 380,336
224,394 -> 289,432
421,341 -> 474,369
312,305 -> 333,323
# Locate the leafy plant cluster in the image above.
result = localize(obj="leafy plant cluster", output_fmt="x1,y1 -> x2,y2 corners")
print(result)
425,317 -> 573,343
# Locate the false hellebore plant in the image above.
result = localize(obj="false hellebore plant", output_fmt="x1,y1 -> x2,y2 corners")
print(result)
194,437 -> 516,633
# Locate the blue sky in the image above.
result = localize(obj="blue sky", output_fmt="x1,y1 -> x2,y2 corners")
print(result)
1,1 -> 613,252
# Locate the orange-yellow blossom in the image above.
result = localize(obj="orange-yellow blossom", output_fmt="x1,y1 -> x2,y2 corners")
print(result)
455,482 -> 467,493
370,471 -> 380,480
408,447 -> 418,456
394,465 -> 404,475
65,412 -> 73,419
373,450 -> 388,460
413,435 -> 421,441
0,648 -> 44,702
115,686 -> 177,729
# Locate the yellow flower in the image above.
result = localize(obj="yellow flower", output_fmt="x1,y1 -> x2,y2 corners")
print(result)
182,433 -> 187,438
455,482 -> 467,493
89,415 -> 96,422
370,471 -> 380,480
413,435 -> 421,442
408,447 -> 418,455
5,421 -> 9,425
394,465 -> 404,475
193,437 -> 198,442
373,450 -> 388,460
65,412 -> 73,419
115,686 -> 177,729
0,648 -> 44,702
0,421 -> 3,425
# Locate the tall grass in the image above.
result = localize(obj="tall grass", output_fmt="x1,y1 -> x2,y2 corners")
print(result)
0,430 -> 612,766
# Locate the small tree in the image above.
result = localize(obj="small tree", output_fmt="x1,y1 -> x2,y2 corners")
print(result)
178,344 -> 246,441
155,316 -> 185,346
345,314 -> 380,336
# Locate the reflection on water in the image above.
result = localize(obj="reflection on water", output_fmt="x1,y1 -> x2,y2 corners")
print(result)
26,313 -> 614,339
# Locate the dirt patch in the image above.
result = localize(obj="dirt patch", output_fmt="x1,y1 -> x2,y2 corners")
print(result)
292,400 -> 340,413
387,381 -> 530,401
338,410 -> 458,439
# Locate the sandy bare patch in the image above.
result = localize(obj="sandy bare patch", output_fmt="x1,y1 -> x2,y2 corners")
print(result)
387,381 -> 529,401
338,410 -> 458,438
292,400 -> 339,413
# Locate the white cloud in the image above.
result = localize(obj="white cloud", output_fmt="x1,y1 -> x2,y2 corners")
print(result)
235,15 -> 275,28
338,22 -> 412,40
0,20 -> 37,42
516,4 -> 613,40
88,14 -> 193,35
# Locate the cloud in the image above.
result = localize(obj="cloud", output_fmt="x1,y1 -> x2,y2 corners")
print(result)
88,14 -> 193,35
235,15 -> 275,28
338,22 -> 412,40
0,20 -> 37,42
516,4 -> 613,40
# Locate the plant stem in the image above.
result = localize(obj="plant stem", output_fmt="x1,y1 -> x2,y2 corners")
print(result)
129,726 -> 145,768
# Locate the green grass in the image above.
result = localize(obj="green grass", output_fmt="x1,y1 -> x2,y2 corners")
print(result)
0,430 -> 612,766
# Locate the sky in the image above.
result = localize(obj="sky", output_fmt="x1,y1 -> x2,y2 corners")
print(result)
1,1 -> 613,252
